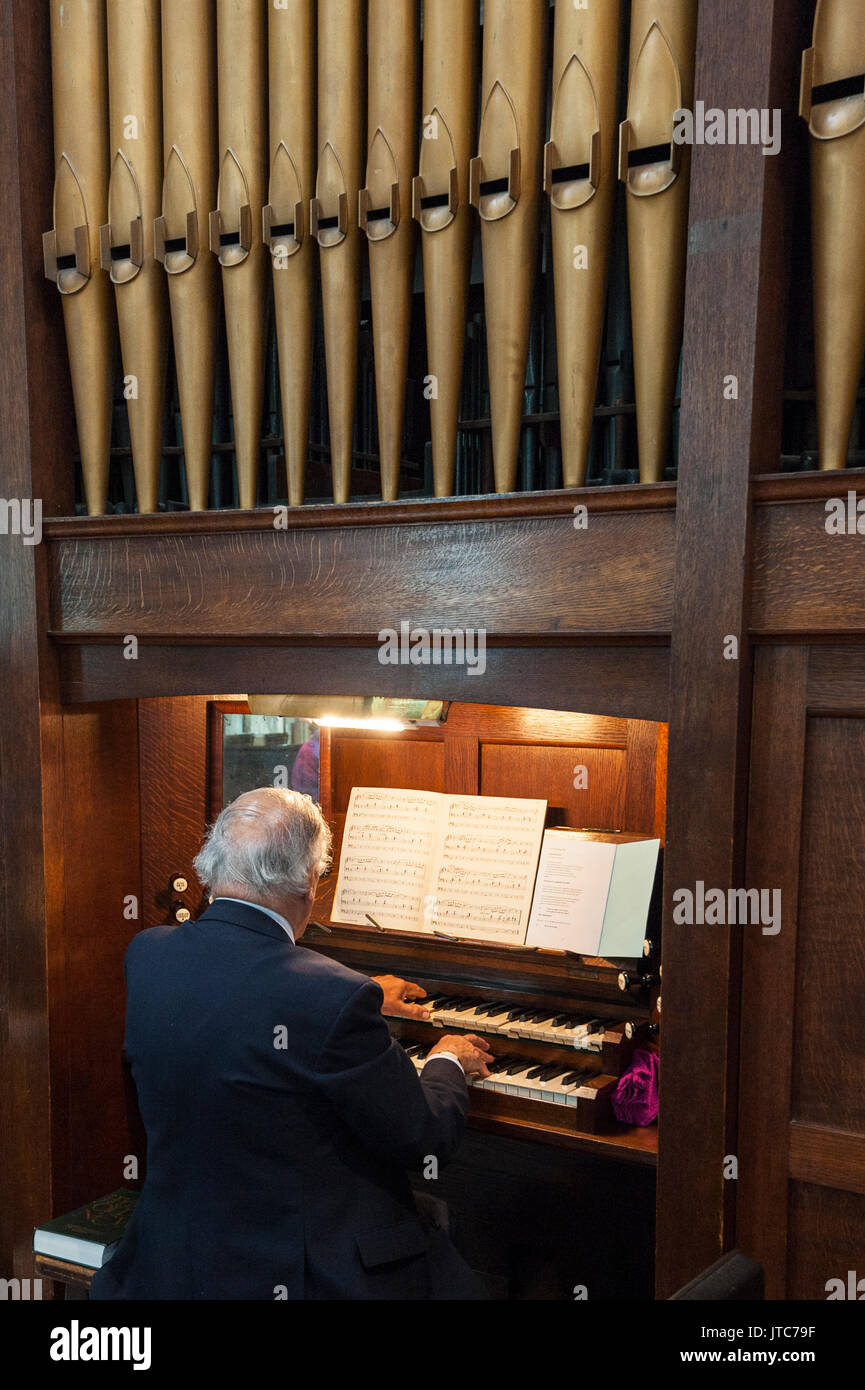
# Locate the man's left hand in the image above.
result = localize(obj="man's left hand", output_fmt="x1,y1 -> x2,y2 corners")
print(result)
372,975 -> 430,1020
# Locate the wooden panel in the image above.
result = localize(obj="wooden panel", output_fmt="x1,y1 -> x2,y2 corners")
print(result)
623,720 -> 661,837
790,1123 -> 865,1199
752,495 -> 865,636
737,645 -> 808,1299
442,705 -> 628,745
808,647 -> 865,713
331,736 -> 445,811
792,716 -> 865,1134
480,744 -> 626,828
57,643 -> 672,723
443,734 -> 479,795
786,1183 -> 865,1300
51,704 -> 142,1215
206,700 -> 250,822
138,697 -> 215,929
45,502 -> 675,640
411,1130 -> 655,1299
0,0 -> 78,1281
46,484 -> 677,534
656,0 -> 801,1298
653,723 -> 668,843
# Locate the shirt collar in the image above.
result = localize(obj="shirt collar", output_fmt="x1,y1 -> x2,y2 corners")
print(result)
211,897 -> 295,943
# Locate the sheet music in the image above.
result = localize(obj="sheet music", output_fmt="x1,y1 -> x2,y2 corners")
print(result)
524,832 -> 618,953
424,795 -> 547,943
332,788 -> 547,942
333,787 -> 441,932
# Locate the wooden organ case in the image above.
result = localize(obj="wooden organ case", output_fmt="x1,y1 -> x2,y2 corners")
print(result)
4,0 -> 865,1306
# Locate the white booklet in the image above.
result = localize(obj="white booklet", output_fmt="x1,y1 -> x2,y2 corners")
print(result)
332,786 -> 547,944
525,830 -> 660,957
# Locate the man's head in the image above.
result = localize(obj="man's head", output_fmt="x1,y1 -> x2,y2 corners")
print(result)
193,788 -> 333,937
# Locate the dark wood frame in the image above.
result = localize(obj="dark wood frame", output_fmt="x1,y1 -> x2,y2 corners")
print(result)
5,0 -> 864,1301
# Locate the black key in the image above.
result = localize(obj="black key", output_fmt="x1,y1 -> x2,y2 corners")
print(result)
505,1058 -> 530,1075
489,1055 -> 517,1073
561,1070 -> 590,1086
452,1000 -> 478,1014
538,1063 -> 568,1081
474,1000 -> 505,1017
525,1065 -> 546,1080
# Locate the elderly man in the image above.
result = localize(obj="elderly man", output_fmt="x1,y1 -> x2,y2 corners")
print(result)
90,787 -> 491,1300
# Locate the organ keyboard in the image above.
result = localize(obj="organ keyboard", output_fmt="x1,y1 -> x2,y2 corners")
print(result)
310,835 -> 662,1164
368,969 -> 660,1155
407,1042 -> 599,1107
400,993 -> 611,1050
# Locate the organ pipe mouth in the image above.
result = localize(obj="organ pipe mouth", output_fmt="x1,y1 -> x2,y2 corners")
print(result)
801,43 -> 865,138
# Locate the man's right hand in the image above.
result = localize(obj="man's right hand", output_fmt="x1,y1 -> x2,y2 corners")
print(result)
427,1033 -> 492,1080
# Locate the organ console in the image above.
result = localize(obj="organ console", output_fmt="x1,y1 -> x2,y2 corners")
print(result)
396,993 -> 651,1138
292,705 -> 665,1171
305,913 -> 660,1157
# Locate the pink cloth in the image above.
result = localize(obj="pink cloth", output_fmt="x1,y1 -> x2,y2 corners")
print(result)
611,1048 -> 659,1126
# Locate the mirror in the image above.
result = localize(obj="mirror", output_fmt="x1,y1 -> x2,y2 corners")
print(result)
221,713 -> 320,807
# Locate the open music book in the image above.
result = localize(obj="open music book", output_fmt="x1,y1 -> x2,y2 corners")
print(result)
525,831 -> 661,957
332,787 -> 548,944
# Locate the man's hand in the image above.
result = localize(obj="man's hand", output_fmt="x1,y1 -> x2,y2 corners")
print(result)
371,975 -> 431,1020
428,1033 -> 492,1080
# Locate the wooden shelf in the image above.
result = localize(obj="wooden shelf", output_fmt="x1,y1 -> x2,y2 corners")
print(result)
467,1110 -> 658,1165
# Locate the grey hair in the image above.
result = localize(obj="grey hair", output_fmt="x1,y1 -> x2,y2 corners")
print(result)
193,788 -> 332,899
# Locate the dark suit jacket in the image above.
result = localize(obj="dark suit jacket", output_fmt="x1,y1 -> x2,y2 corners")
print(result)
90,900 -> 485,1300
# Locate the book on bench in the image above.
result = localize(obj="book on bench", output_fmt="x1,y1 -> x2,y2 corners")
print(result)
33,1188 -> 139,1268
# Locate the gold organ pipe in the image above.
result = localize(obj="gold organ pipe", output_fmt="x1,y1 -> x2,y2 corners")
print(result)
313,0 -> 366,505
801,0 -> 865,471
546,0 -> 622,488
470,0 -> 548,494
619,0 -> 697,483
158,0 -> 219,513
360,0 -> 419,502
102,0 -> 168,515
44,0 -> 113,517
412,0 -> 478,498
211,0 -> 268,512
266,0 -> 316,508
